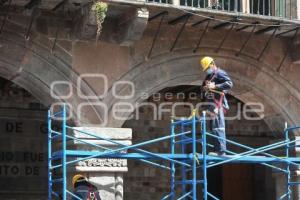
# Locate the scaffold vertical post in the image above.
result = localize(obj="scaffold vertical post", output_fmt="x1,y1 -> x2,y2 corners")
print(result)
48,110 -> 52,200
180,122 -> 187,197
202,111 -> 208,200
170,119 -> 175,200
285,122 -> 291,200
62,104 -> 67,200
192,113 -> 197,199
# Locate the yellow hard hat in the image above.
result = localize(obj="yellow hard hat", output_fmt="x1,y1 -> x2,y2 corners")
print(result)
200,56 -> 214,71
72,174 -> 87,187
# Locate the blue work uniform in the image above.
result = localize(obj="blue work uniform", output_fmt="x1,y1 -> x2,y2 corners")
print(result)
202,68 -> 233,153
72,184 -> 101,200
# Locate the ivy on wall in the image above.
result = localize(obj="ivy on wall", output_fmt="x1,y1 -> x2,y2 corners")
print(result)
91,1 -> 108,43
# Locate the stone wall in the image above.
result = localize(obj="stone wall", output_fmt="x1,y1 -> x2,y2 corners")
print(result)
0,3 -> 298,199
0,6 -> 300,129
0,77 -> 133,200
0,78 -> 48,200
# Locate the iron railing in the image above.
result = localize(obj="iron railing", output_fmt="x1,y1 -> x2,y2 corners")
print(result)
146,0 -> 299,20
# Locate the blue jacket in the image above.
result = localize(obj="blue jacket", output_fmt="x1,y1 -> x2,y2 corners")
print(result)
202,68 -> 233,111
72,184 -> 101,200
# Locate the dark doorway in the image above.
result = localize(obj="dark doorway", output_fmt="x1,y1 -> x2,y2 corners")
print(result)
223,164 -> 254,200
208,165 -> 223,199
208,164 -> 254,200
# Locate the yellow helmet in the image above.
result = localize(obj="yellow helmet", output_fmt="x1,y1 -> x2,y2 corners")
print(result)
200,56 -> 214,71
72,174 -> 87,187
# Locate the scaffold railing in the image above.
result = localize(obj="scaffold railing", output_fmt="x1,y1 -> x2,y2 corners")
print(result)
48,104 -> 300,200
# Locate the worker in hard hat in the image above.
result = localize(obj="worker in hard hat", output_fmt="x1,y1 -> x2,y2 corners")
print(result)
72,174 -> 101,200
200,56 -> 233,156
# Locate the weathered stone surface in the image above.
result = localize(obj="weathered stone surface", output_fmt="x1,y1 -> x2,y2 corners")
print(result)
74,4 -> 148,45
290,43 -> 300,63
0,2 -> 300,200
70,127 -> 132,200
73,127 -> 132,139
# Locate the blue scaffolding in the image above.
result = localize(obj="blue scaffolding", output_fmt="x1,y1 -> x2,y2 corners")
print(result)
48,104 -> 300,200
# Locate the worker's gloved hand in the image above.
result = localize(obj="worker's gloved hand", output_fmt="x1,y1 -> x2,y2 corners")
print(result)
207,81 -> 216,89
213,107 -> 219,114
203,81 -> 215,91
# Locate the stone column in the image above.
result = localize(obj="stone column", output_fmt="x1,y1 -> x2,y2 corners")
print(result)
273,172 -> 287,199
297,0 -> 300,19
172,0 -> 180,6
292,136 -> 300,199
272,136 -> 300,200
241,0 -> 250,13
69,127 -> 132,200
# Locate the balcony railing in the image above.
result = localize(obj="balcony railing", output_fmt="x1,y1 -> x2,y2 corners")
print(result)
146,0 -> 299,20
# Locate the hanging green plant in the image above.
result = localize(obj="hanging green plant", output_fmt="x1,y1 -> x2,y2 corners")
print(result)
91,1 -> 108,43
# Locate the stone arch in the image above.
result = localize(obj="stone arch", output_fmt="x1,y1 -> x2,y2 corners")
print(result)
105,47 -> 300,131
0,19 -> 105,125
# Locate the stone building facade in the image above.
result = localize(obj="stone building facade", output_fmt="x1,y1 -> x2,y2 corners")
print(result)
0,0 -> 299,199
